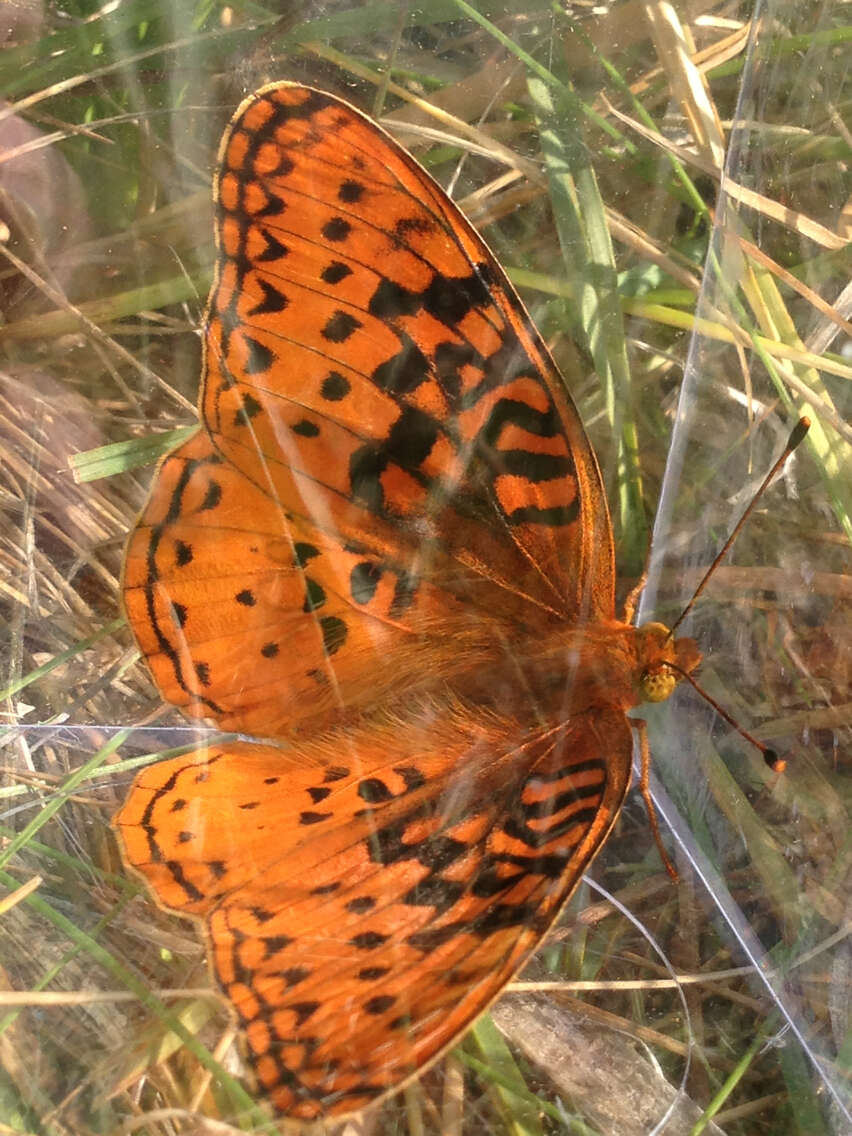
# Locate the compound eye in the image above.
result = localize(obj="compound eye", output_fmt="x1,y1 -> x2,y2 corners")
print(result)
640,665 -> 678,703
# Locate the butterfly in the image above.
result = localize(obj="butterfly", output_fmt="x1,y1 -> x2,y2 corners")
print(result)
114,81 -> 703,1121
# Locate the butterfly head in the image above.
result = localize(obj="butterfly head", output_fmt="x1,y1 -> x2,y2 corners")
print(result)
634,621 -> 702,704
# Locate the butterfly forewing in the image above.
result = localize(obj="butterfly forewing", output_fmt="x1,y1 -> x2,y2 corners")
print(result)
206,83 -> 616,624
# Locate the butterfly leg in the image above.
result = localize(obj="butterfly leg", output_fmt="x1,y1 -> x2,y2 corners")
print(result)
630,718 -> 678,881
622,569 -> 648,626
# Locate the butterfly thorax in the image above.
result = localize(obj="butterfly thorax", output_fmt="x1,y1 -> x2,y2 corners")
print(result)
478,618 -> 702,722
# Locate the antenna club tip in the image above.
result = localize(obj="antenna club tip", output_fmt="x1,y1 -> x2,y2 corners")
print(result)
790,418 -> 810,448
763,748 -> 787,774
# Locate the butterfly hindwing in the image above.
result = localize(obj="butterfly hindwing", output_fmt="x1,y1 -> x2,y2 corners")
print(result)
115,705 -> 632,1119
124,431 -> 545,733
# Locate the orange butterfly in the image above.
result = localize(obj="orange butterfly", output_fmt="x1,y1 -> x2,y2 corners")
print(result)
115,82 -> 702,1121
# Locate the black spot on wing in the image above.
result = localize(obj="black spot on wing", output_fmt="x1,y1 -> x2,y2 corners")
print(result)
300,810 -> 332,825
175,540 -> 193,567
293,542 -> 319,567
368,270 -> 491,327
247,280 -> 289,315
370,332 -> 430,395
364,994 -> 395,1014
255,232 -> 289,263
321,261 -> 352,285
338,180 -> 365,203
346,896 -> 376,914
292,418 -> 320,438
303,578 -> 326,611
321,371 -> 350,400
323,766 -> 349,783
322,217 -> 351,242
322,311 -> 362,343
233,392 -> 262,427
351,931 -> 388,950
289,1001 -> 320,1026
350,562 -> 381,604
320,616 -> 347,655
243,336 -> 275,375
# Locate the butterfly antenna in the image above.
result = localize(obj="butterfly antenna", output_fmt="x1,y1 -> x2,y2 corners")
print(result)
669,663 -> 786,773
668,417 -> 810,640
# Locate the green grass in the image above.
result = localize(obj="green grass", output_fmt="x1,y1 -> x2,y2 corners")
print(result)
0,1 -> 849,1133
